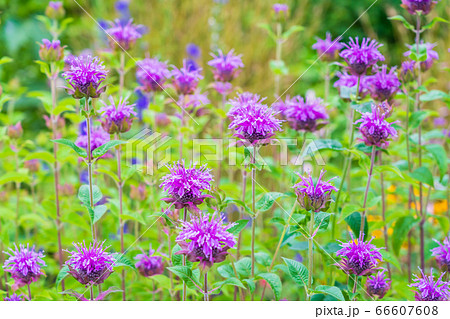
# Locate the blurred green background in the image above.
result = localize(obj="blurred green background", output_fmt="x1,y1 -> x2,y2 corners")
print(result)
0,0 -> 448,133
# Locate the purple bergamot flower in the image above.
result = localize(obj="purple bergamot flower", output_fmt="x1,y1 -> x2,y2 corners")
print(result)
46,1 -> 65,19
4,293 -> 24,301
355,103 -> 398,148
62,55 -> 108,99
340,37 -> 385,76
410,269 -> 449,301
208,49 -> 244,82
159,161 -> 214,211
3,244 -> 46,289
135,246 -> 164,277
39,39 -> 65,62
366,65 -> 401,102
336,233 -> 383,276
273,3 -> 288,15
400,60 -> 416,82
175,212 -> 236,270
106,19 -> 143,51
312,32 -> 343,61
292,169 -> 338,212
280,95 -> 329,132
76,126 -> 111,158
136,58 -> 171,93
404,42 -> 439,72
181,91 -> 210,116
227,92 -> 283,145
366,269 -> 391,299
431,236 -> 450,272
334,71 -> 369,99
401,0 -> 440,15
65,241 -> 115,286
171,59 -> 203,95
99,96 -> 137,134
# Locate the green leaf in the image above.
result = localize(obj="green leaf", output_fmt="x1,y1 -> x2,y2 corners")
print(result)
339,204 -> 362,223
52,138 -> 87,158
93,205 -> 107,224
314,212 -> 331,231
420,90 -> 448,102
269,60 -> 288,75
351,101 -> 372,113
424,144 -> 447,180
217,264 -> 236,279
0,56 -> 13,65
313,285 -> 345,301
257,23 -> 277,41
344,212 -> 368,239
282,257 -> 308,287
92,140 -> 126,158
55,265 -> 69,290
243,279 -> 256,293
167,266 -> 201,290
235,257 -> 252,277
282,25 -> 304,39
409,167 -> 434,187
255,192 -> 286,212
227,219 -> 249,235
257,273 -> 282,300
24,151 -> 55,164
78,185 -> 102,206
392,215 -> 418,256
214,277 -> 246,290
301,139 -> 344,159
388,15 -> 414,31
172,244 -> 183,266
0,172 -> 31,186
112,253 -> 136,270
380,250 -> 401,271
422,17 -> 449,31
254,252 -> 271,267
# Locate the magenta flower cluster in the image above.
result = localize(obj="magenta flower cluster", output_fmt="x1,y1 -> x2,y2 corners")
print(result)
355,103 -> 398,148
62,55 -> 108,99
4,293 -> 24,301
227,92 -> 283,145
175,213 -> 236,270
135,246 -> 164,277
410,269 -> 449,301
401,0 -> 440,15
404,42 -> 439,72
366,270 -> 391,299
366,65 -> 401,101
100,96 -> 137,134
106,19 -> 143,50
39,39 -> 64,62
279,95 -> 329,132
312,32 -> 343,61
76,126 -> 111,157
340,37 -> 385,75
65,241 -> 115,286
334,71 -> 369,98
171,59 -> 203,95
136,58 -> 171,92
159,161 -> 213,210
208,49 -> 244,83
431,237 -> 450,271
336,234 -> 383,276
292,169 -> 338,212
3,244 -> 46,289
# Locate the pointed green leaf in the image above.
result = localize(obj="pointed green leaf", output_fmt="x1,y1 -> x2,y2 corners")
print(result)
92,140 -> 126,158
93,205 -> 107,224
256,192 -> 286,212
392,215 -> 418,256
55,265 -> 69,290
282,257 -> 308,287
227,219 -> 249,235
257,273 -> 282,300
410,167 -> 434,187
52,138 -> 87,157
313,285 -> 345,301
388,15 -> 414,31
424,144 -> 447,180
112,253 -> 136,270
235,257 -> 252,277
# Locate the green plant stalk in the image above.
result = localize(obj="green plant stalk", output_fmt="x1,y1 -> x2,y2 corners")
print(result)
203,271 -> 209,301
379,152 -> 391,278
27,284 -> 31,301
119,51 -> 125,96
307,210 -> 315,301
116,133 -> 126,301
50,66 -> 65,290
237,165 -> 247,260
14,142 -> 20,243
360,146 -> 376,233
274,22 -> 282,97
85,98 -> 96,241
90,285 -> 94,301
250,147 -> 256,301
179,96 -> 185,159
260,201 -> 298,300
324,63 -> 330,102
182,206 -> 188,301
217,93 -> 227,186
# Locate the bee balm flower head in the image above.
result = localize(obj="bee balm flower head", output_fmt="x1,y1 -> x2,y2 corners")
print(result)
366,270 -> 391,299
135,246 -> 164,277
340,37 -> 385,76
100,96 -> 137,134
431,237 -> 450,272
312,32 -> 343,61
106,19 -> 143,51
208,49 -> 244,82
410,269 -> 449,301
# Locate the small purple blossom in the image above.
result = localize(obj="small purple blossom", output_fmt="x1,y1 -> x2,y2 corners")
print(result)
99,96 -> 137,134
410,269 -> 449,301
39,39 -> 64,62
401,0 -> 439,15
65,241 -> 115,286
227,92 -> 283,145
431,237 -> 450,272
273,3 -> 289,15
46,1 -> 64,19
340,37 -> 385,75
175,212 -> 236,270
75,126 -> 111,158
4,293 -> 24,301
213,81 -> 233,96
366,65 -> 401,102
135,246 -> 164,277
400,60 -> 416,81
159,161 -> 214,211
366,270 -> 391,299
106,19 -> 143,50
181,91 -> 210,117
292,169 -> 338,212
336,233 -> 383,276
280,95 -> 329,132
312,32 -> 343,61
334,71 -> 369,99
404,42 -> 439,72
208,49 -> 244,82
355,103 -> 398,148
171,59 -> 203,95
186,43 -> 201,59
62,55 -> 108,99
136,58 -> 171,93
3,244 -> 46,289
115,0 -> 130,21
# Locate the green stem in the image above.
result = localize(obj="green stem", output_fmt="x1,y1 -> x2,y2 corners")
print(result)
27,284 -> 31,301
203,271 -> 209,301
360,146 -> 376,234
274,22 -> 282,97
85,98 -> 96,241
119,51 -> 125,96
250,146 -> 256,301
307,210 -> 315,301
116,133 -> 126,301
182,207 -> 188,301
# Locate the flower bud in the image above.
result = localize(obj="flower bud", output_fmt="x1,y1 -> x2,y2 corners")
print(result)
39,39 -> 65,62
130,184 -> 147,201
45,1 -> 65,20
8,122 -> 23,139
25,159 -> 40,173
